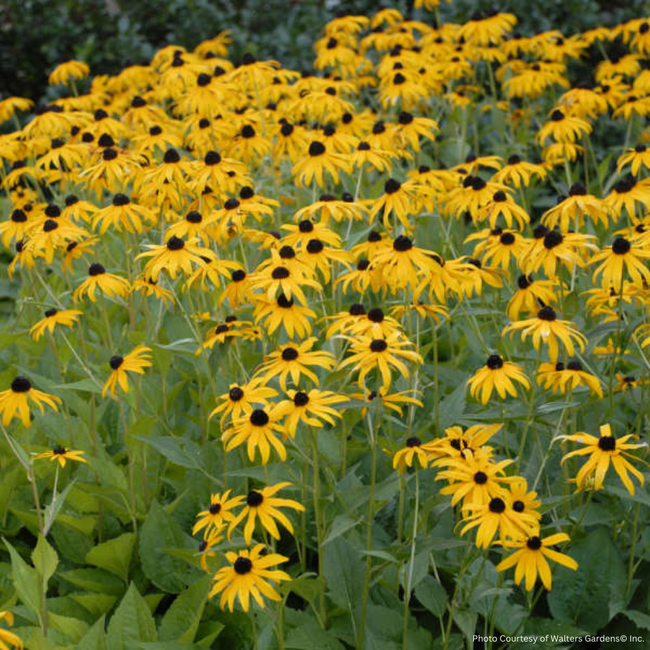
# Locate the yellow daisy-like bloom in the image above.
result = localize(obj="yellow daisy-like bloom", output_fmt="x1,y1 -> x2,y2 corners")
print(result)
0,376 -> 61,428
558,423 -> 648,496
460,494 -> 539,549
275,388 -> 346,437
503,306 -> 587,362
537,361 -> 603,397
228,482 -> 305,544
209,379 -> 278,426
435,450 -> 513,507
491,154 -> 546,188
617,143 -> 650,176
222,405 -> 287,465
506,274 -> 558,320
102,346 -> 153,399
389,435 -> 439,474
590,236 -> 650,289
350,387 -> 423,418
93,194 -> 156,235
255,337 -> 336,391
0,611 -> 23,650
339,331 -> 423,391
132,276 -> 175,306
292,140 -> 353,188
253,293 -> 316,339
368,178 -> 423,231
431,423 -> 502,460
542,183 -> 610,231
496,532 -> 578,591
48,60 -> 90,86
467,354 -> 530,404
73,263 -> 131,303
536,108 -> 592,144
136,236 -> 216,282
34,447 -> 88,468
192,490 -> 244,539
29,308 -> 83,341
209,543 -> 290,613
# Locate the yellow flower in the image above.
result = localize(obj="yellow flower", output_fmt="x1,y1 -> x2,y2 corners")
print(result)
0,377 -> 61,428
228,483 -> 305,544
34,447 -> 88,468
496,532 -> 578,591
48,60 -> 90,86
73,263 -> 131,303
29,308 -> 82,341
192,490 -> 244,539
467,354 -> 530,404
209,544 -> 290,612
0,611 -> 23,650
102,346 -> 153,399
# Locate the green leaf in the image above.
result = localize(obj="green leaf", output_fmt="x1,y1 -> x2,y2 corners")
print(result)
47,612 -> 89,643
4,537 -> 40,616
452,608 -> 477,648
323,514 -> 362,545
139,500 -> 190,593
71,593 -> 118,616
285,621 -> 345,650
43,480 -> 78,535
32,534 -> 58,584
623,610 -> 650,632
59,568 -> 126,596
134,436 -> 200,470
280,575 -> 324,607
414,576 -> 448,617
77,615 -> 108,650
322,537 -> 364,620
86,533 -> 136,582
107,582 -> 157,650
547,527 -> 626,633
158,576 -> 210,642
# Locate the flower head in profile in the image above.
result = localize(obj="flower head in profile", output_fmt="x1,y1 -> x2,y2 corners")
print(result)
29,308 -> 83,341
48,60 -> 90,86
34,447 -> 87,468
73,263 -> 131,303
102,346 -> 153,399
557,423 -> 648,495
467,354 -> 530,404
228,482 -> 305,544
0,377 -> 61,428
209,543 -> 290,612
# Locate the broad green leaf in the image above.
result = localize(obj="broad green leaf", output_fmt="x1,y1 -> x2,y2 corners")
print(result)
623,610 -> 650,631
139,500 -> 190,593
452,608 -> 477,648
86,533 -> 136,582
134,436 -> 200,470
323,514 -> 361,545
322,537 -> 364,620
4,537 -> 40,616
279,575 -> 324,607
547,527 -> 626,633
77,615 -> 108,650
47,611 -> 89,643
107,582 -> 157,650
59,568 -> 125,596
32,534 -> 58,584
158,576 -> 210,642
285,621 -> 345,650
43,480 -> 78,535
414,576 -> 448,617
71,593 -> 118,617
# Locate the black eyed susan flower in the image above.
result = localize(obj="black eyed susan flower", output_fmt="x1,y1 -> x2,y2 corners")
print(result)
604,176 -> 650,220
537,361 -> 603,397
132,276 -> 175,306
29,308 -> 83,341
542,184 -> 610,231
558,423 -> 648,495
0,208 -> 31,248
477,190 -> 530,230
435,449 -> 513,507
253,293 -> 316,339
389,436 -> 438,474
506,275 -> 558,320
208,543 -> 290,612
34,447 -> 88,468
536,108 -> 592,144
508,478 -> 542,522
492,154 -> 546,188
251,262 -> 322,306
467,354 -> 530,404
347,307 -> 404,339
0,376 -> 61,428
523,229 -> 596,277
222,405 -> 287,464
136,236 -> 216,282
503,306 -> 587,362
339,332 -> 423,391
48,60 -> 90,86
93,194 -> 156,235
62,238 -> 99,274
228,482 -> 304,544
617,143 -> 650,176
209,379 -> 277,426
482,230 -> 528,271
102,346 -> 153,399
292,140 -> 352,188
275,388 -> 346,437
255,337 -> 337,391
192,490 -> 244,539
73,263 -> 131,303
350,387 -> 423,418
590,236 -> 650,289
460,494 -> 539,549
368,178 -> 423,231
496,532 -> 578,591
370,235 -> 438,292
